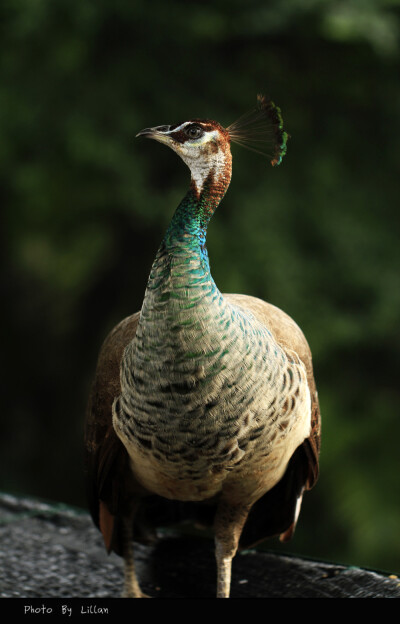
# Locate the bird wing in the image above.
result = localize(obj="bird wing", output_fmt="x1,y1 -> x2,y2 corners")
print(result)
223,294 -> 321,547
84,312 -> 145,554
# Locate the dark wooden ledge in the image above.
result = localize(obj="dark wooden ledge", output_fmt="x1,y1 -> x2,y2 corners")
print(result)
0,493 -> 399,600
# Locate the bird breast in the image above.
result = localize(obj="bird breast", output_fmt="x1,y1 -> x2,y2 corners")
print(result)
112,266 -> 312,503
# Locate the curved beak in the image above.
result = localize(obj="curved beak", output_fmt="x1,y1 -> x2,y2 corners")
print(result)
136,125 -> 172,144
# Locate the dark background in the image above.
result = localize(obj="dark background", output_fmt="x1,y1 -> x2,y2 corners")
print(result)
1,0 -> 399,575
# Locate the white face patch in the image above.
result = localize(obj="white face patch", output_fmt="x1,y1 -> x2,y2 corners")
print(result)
142,121 -> 232,195
171,129 -> 228,194
170,121 -> 191,133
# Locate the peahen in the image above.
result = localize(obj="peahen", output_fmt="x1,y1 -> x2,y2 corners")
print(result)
84,95 -> 321,598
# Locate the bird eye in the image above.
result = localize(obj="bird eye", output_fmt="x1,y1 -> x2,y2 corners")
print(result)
185,125 -> 203,139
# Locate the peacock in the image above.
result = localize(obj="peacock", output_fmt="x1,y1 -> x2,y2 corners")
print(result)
84,95 -> 321,598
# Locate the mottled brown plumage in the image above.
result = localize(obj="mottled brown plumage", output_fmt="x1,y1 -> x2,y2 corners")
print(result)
84,297 -> 320,595
84,110 -> 320,598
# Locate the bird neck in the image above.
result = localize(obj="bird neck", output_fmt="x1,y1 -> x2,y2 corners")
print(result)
163,153 -> 232,255
136,154 -> 232,345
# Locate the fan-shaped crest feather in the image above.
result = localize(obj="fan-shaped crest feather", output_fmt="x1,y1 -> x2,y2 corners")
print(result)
227,94 -> 290,167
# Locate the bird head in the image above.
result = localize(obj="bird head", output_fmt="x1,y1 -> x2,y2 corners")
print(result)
136,96 -> 289,195
136,120 -> 232,195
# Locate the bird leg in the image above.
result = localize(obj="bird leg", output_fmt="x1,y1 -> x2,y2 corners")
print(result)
121,513 -> 149,598
214,501 -> 251,598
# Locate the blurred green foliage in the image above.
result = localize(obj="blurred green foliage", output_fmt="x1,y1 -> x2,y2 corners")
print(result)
1,0 -> 400,575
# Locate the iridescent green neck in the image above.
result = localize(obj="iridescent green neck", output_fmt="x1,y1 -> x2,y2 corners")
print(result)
163,169 -> 231,258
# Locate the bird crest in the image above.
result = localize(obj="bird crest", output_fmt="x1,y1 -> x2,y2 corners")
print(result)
227,94 -> 290,167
